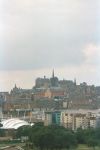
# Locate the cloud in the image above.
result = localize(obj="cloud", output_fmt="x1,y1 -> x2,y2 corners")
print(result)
83,44 -> 100,65
0,0 -> 100,90
0,0 -> 99,71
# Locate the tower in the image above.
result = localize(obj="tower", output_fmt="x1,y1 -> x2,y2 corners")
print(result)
50,69 -> 59,87
52,69 -> 55,78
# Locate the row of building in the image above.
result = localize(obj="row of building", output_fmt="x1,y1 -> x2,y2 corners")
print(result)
44,109 -> 100,130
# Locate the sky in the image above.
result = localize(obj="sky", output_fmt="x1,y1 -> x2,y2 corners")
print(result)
0,0 -> 100,91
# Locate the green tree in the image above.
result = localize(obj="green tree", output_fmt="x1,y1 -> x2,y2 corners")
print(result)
76,128 -> 86,144
61,131 -> 77,150
30,124 -> 77,150
0,129 -> 5,137
87,138 -> 97,150
16,125 -> 31,138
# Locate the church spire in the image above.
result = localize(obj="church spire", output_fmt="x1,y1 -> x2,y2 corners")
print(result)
52,69 -> 55,78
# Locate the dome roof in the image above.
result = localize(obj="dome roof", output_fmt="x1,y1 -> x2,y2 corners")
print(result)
0,118 -> 30,129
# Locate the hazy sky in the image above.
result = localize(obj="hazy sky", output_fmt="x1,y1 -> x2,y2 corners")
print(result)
0,0 -> 100,91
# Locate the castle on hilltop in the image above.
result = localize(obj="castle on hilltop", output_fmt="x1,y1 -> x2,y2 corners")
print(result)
2,70 -> 99,112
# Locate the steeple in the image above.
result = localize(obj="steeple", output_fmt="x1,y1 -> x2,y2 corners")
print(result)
52,69 -> 55,78
51,69 -> 59,87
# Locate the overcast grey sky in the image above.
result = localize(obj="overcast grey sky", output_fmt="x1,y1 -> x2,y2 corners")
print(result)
0,0 -> 100,91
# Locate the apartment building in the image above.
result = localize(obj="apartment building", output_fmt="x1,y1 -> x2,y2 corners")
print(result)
60,112 -> 73,129
44,110 -> 99,130
44,111 -> 61,126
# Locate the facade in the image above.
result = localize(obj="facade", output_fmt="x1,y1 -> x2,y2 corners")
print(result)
44,111 -> 61,126
61,111 -> 97,130
44,112 -> 52,126
44,110 -> 99,130
89,117 -> 96,128
61,112 -> 74,129
52,111 -> 61,125
74,114 -> 87,130
60,112 -> 87,130
86,112 -> 96,128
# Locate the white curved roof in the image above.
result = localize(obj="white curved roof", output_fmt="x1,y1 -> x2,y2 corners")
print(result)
0,118 -> 30,129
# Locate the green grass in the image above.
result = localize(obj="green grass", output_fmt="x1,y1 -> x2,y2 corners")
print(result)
0,143 -> 99,150
77,144 -> 100,150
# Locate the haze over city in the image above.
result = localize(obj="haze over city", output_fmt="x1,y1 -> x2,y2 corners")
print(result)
0,0 -> 100,91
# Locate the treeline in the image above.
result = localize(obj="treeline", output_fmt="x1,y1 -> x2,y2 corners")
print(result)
16,123 -> 100,150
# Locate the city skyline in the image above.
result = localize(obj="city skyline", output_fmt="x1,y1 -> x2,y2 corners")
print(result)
0,69 -> 99,92
0,0 -> 100,91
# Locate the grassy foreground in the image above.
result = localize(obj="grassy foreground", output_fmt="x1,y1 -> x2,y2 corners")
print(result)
23,144 -> 100,150
0,143 -> 99,150
77,144 -> 100,150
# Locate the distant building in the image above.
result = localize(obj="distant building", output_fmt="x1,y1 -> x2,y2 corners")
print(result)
2,70 -> 99,113
44,111 -> 61,126
50,70 -> 59,87
44,87 -> 65,99
35,77 -> 50,88
74,113 -> 87,130
44,110 -> 99,130
35,70 -> 59,88
52,111 -> 61,125
61,112 -> 74,129
44,111 -> 52,126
